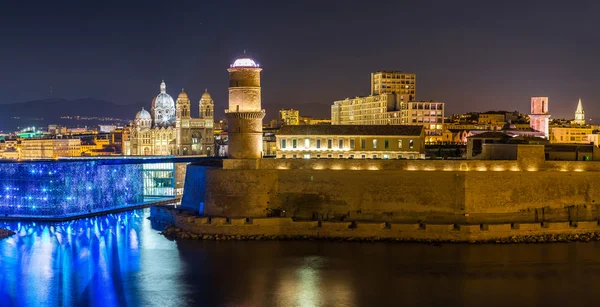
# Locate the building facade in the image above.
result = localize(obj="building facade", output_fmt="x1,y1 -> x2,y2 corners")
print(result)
370,70 -> 416,100
279,109 -> 300,126
129,81 -> 214,156
276,125 -> 425,159
550,127 -> 593,144
21,138 -> 81,159
225,55 -> 265,159
331,94 -> 444,141
529,97 -> 550,138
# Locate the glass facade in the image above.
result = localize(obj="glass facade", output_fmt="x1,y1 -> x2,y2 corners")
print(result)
0,160 -> 175,218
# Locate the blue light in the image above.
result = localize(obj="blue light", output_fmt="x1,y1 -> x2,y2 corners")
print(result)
0,160 -> 176,218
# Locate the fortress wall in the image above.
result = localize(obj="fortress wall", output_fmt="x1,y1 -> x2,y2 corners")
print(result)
195,158 -> 600,223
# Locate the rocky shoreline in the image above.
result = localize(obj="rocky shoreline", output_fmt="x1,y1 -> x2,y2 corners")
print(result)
160,224 -> 600,244
0,228 -> 15,240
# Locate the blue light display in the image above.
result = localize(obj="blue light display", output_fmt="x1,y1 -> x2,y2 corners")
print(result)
0,160 -> 174,218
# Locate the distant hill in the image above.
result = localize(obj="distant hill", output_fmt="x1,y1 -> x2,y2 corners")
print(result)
0,98 -> 146,132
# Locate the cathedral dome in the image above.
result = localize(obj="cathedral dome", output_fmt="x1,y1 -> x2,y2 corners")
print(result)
178,89 -> 188,99
153,80 -> 176,125
135,107 -> 151,120
201,89 -> 212,100
231,56 -> 259,68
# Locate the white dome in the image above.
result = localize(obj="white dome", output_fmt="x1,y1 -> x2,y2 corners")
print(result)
153,80 -> 176,125
135,108 -> 151,119
231,57 -> 259,68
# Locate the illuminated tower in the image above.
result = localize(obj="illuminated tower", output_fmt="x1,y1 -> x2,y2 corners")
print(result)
200,89 -> 214,120
225,55 -> 265,159
529,97 -> 550,139
176,89 -> 192,155
574,98 -> 585,125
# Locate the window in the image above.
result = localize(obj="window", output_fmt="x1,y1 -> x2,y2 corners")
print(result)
338,154 -> 343,158
384,140 -> 389,149
409,140 -> 414,149
316,139 -> 321,149
373,139 -> 377,149
383,154 -> 389,159
281,154 -> 286,158
327,154 -> 332,158
338,139 -> 343,149
361,154 -> 366,159
398,140 -> 403,149
316,154 -> 321,158
350,139 -> 355,149
304,138 -> 310,149
361,140 -> 366,149
372,154 -> 378,159
327,139 -> 332,149
292,154 -> 297,158
349,154 -> 354,159
303,154 -> 311,159
281,139 -> 287,149
292,139 -> 297,149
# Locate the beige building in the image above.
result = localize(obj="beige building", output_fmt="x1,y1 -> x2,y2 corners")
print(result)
129,81 -> 214,156
21,138 -> 81,159
331,94 -> 444,141
276,125 -> 425,159
550,127 -> 593,144
478,112 -> 506,125
279,109 -> 300,126
370,70 -> 416,100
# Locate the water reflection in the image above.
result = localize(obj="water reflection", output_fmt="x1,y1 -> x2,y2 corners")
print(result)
0,209 -> 185,307
2,210 -> 600,306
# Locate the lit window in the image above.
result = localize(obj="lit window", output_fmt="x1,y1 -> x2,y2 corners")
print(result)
409,140 -> 414,149
305,138 -> 310,149
373,139 -> 377,148
398,140 -> 403,148
384,140 -> 389,149
292,139 -> 297,149
383,154 -> 389,159
281,139 -> 286,149
303,154 -> 311,159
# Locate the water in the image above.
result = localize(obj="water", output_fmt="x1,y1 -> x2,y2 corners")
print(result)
1,209 -> 600,307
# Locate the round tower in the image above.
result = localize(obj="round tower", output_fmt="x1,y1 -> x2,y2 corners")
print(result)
225,55 -> 265,159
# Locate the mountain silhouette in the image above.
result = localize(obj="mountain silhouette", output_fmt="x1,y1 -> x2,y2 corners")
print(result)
0,98 -> 145,132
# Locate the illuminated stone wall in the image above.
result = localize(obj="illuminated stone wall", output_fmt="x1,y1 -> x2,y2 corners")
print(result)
0,160 -> 176,218
194,152 -> 600,223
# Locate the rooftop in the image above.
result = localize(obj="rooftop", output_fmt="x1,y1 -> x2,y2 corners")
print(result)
278,125 -> 424,136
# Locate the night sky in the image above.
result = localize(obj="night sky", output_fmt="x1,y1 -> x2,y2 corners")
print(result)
1,0 -> 599,121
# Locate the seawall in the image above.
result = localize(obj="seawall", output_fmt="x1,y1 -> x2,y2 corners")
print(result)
154,207 -> 600,243
176,146 -> 600,240
187,157 -> 600,224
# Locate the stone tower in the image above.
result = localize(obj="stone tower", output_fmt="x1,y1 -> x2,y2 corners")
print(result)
176,89 -> 192,155
225,55 -> 265,159
200,89 -> 214,120
529,97 -> 550,139
574,98 -> 585,125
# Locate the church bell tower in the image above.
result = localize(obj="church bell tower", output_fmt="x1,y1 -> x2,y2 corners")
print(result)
225,55 -> 265,159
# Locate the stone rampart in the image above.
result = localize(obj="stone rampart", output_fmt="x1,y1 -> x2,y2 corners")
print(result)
153,207 -> 600,242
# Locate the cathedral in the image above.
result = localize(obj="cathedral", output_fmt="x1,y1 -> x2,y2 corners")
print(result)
128,81 -> 214,156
